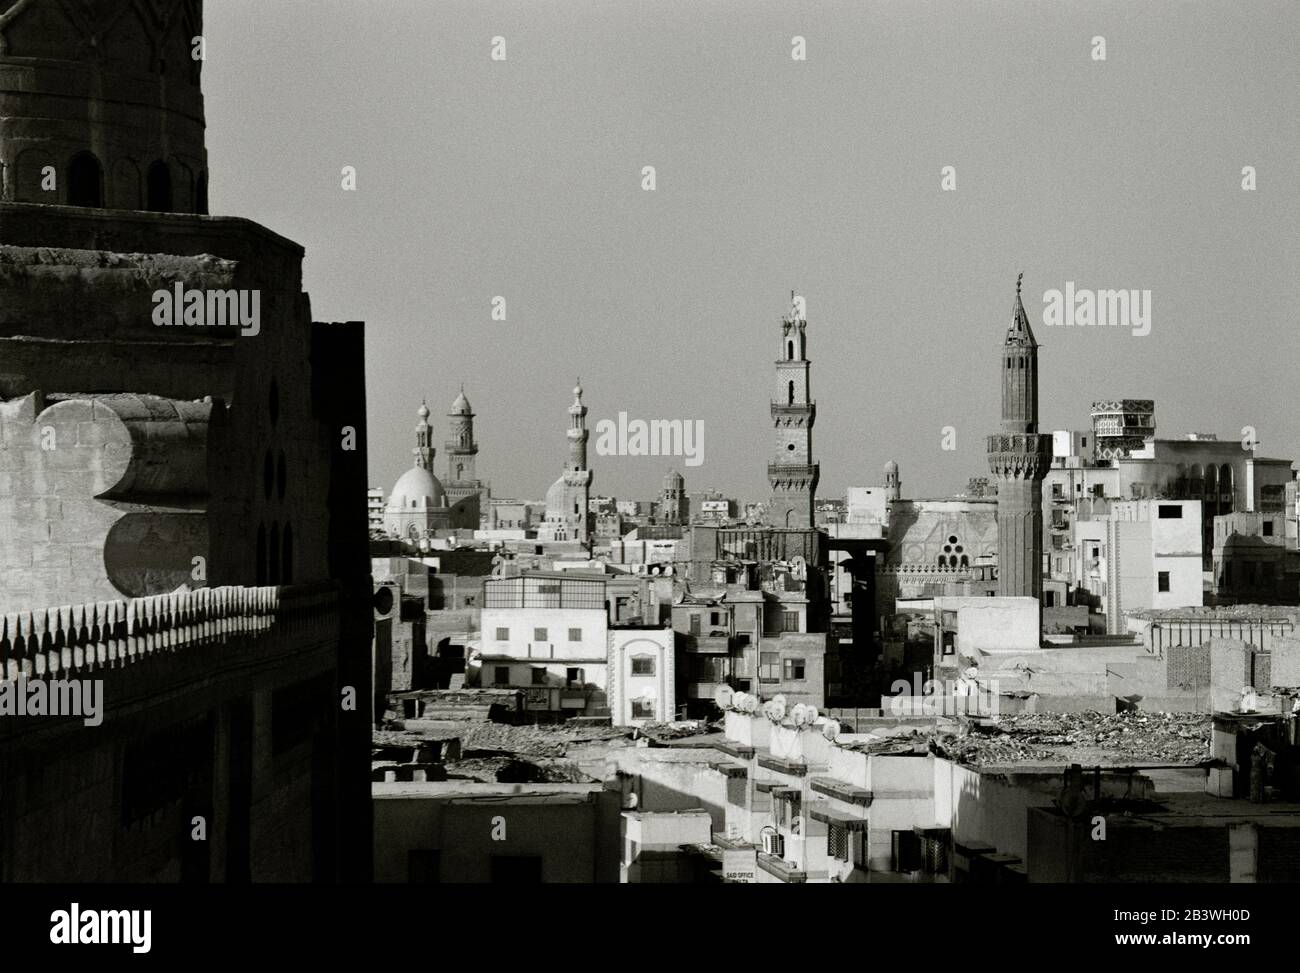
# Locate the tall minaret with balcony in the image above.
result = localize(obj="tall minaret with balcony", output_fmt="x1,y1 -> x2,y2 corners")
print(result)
767,292 -> 819,528
987,274 -> 1052,603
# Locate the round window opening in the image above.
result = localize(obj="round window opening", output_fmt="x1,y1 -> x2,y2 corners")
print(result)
948,535 -> 958,545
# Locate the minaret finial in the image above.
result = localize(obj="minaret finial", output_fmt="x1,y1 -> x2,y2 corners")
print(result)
1016,272 -> 1023,297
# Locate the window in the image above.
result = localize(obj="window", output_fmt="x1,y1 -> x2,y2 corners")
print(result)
631,656 -> 655,676
1263,521 -> 1275,537
530,668 -> 546,686
67,151 -> 103,207
689,614 -> 701,635
568,627 -> 582,641
533,627 -> 548,642
1157,504 -> 1182,519
709,611 -> 723,626
493,666 -> 509,686
146,160 -> 172,211
632,698 -> 656,719
783,658 -> 806,681
495,627 -> 509,641
566,667 -> 584,687
1157,571 -> 1170,593
759,652 -> 780,683
828,825 -> 849,862
781,611 -> 799,632
1052,483 -> 1063,499
1090,546 -> 1100,559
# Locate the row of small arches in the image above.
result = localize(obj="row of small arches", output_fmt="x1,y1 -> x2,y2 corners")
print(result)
13,149 -> 207,213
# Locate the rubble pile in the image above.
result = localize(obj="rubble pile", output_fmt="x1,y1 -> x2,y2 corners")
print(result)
934,711 -> 1211,767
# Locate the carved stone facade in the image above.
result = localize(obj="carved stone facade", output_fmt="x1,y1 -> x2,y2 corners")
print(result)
0,0 -> 208,213
0,0 -> 370,882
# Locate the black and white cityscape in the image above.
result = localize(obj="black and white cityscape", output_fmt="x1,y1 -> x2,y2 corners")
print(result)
0,0 -> 1295,953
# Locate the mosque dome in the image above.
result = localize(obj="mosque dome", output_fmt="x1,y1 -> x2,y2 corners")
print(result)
451,389 -> 472,414
388,465 -> 446,511
884,459 -> 898,474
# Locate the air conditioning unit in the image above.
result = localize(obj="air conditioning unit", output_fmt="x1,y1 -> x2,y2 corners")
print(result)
762,832 -> 785,858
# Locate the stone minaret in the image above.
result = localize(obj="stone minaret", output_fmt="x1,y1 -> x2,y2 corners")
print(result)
662,468 -> 685,524
413,400 -> 435,470
767,292 -> 819,528
564,382 -> 593,541
987,274 -> 1051,604
445,386 -> 477,483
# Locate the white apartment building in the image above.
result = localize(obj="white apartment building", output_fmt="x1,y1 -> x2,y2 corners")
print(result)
477,572 -> 610,715
1073,499 -> 1202,633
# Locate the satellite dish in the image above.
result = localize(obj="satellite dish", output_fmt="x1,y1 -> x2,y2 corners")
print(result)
713,685 -> 734,709
622,792 -> 639,810
821,719 -> 841,741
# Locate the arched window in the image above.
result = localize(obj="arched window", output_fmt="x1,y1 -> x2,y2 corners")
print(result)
146,160 -> 172,211
937,555 -> 946,568
949,555 -> 958,568
960,555 -> 969,568
67,152 -> 103,207
281,525 -> 293,584
787,380 -> 795,405
787,340 -> 795,360
268,522 -> 280,584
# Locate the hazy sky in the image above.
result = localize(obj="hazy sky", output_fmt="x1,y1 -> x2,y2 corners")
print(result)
203,1 -> 1300,505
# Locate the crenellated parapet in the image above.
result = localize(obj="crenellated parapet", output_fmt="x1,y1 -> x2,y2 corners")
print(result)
0,582 -> 339,682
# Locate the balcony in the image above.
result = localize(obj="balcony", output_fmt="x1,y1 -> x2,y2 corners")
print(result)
682,634 -> 732,654
767,463 -> 818,478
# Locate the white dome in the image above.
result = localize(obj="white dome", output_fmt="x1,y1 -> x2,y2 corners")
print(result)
388,465 -> 446,510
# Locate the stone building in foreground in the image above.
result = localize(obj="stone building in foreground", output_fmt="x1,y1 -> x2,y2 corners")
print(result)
0,0 -> 371,881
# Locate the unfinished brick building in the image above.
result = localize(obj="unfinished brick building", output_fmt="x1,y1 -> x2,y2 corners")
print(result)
0,0 -> 372,881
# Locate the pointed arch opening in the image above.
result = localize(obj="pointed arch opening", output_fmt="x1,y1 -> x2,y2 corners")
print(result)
146,160 -> 172,211
67,151 -> 103,207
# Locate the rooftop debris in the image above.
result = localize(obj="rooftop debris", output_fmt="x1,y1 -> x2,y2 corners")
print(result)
932,711 -> 1212,767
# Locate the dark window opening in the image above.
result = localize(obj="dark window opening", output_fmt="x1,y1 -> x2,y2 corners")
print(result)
67,152 -> 103,207
146,160 -> 172,211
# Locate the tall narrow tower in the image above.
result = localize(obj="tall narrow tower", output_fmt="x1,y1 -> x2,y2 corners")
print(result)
414,400 -> 435,470
445,386 -> 477,483
543,381 -> 593,543
767,292 -> 819,528
987,274 -> 1051,602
